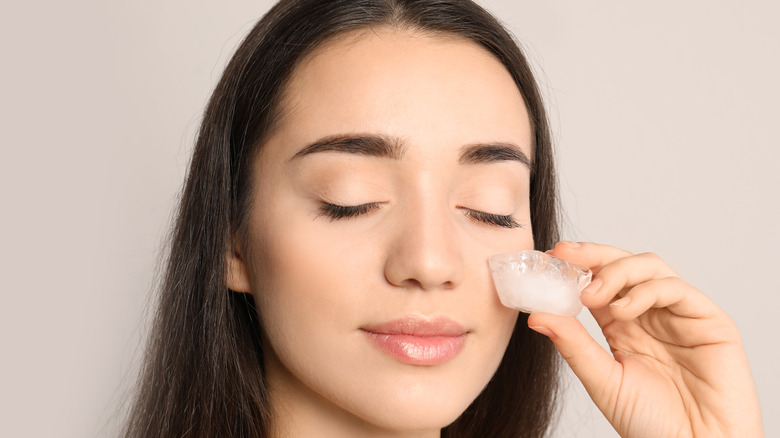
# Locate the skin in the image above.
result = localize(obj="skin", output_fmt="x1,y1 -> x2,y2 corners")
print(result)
227,29 -> 535,437
226,28 -> 765,438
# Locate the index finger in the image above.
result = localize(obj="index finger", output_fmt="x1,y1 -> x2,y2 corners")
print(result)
549,241 -> 633,275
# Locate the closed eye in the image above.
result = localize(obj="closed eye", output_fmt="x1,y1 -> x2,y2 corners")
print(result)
458,207 -> 522,229
317,202 -> 382,221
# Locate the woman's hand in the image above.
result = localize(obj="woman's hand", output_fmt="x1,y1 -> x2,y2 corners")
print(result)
528,241 -> 764,438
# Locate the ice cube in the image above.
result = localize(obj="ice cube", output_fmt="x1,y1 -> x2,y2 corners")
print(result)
488,250 -> 592,317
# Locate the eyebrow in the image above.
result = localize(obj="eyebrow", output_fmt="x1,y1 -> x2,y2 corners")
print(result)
290,133 -> 532,169
457,142 -> 532,168
290,134 -> 405,160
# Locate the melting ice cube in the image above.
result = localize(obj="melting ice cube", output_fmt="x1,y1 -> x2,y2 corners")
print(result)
488,250 -> 592,317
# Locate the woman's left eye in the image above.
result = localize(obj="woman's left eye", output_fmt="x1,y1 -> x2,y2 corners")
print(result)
461,208 -> 522,229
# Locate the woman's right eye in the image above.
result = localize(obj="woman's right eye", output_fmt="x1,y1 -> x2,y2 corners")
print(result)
317,202 -> 381,221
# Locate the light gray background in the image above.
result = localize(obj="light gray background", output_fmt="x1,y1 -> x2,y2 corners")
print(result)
1,1 -> 777,437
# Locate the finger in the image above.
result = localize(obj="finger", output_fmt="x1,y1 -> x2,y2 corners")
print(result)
550,241 -> 632,274
580,252 -> 679,309
587,305 -> 616,331
608,276 -> 721,320
528,313 -> 621,410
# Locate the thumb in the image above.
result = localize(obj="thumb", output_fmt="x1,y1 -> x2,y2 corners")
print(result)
527,313 -> 621,410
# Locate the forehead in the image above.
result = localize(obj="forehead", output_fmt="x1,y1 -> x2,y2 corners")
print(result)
269,27 -> 532,158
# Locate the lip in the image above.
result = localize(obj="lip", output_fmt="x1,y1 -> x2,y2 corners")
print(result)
361,317 -> 468,366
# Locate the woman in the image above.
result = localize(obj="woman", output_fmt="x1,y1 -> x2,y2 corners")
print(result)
123,0 -> 763,436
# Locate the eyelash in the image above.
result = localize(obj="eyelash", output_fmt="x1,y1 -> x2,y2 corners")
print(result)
317,202 -> 522,229
461,209 -> 523,229
317,202 -> 382,221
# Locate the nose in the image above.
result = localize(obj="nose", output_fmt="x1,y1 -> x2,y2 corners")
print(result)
383,201 -> 465,291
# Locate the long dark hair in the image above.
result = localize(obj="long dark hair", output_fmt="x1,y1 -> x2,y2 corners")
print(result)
123,1 -> 561,436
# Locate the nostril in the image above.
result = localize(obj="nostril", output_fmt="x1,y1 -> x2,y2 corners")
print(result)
399,278 -> 424,289
385,272 -> 458,291
439,279 -> 456,290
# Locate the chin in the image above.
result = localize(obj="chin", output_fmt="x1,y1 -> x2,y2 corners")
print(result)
345,372 -> 485,433
359,403 -> 467,434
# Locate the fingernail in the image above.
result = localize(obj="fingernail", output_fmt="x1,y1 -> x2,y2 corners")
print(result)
581,278 -> 603,295
529,325 -> 557,339
563,241 -> 581,248
610,296 -> 631,308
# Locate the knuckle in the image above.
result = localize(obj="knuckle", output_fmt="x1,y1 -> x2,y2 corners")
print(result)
637,251 -> 662,263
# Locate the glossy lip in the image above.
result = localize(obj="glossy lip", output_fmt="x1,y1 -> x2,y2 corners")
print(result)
361,317 -> 468,366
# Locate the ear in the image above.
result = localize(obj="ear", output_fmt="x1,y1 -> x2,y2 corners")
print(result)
226,237 -> 252,294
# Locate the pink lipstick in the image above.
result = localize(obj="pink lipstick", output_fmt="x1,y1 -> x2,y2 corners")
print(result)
361,317 -> 467,366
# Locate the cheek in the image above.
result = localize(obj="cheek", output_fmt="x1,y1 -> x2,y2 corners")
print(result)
246,209 -> 378,354
466,270 -> 523,372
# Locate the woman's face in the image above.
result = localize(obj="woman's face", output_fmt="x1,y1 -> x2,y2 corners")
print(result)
229,28 -> 534,435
